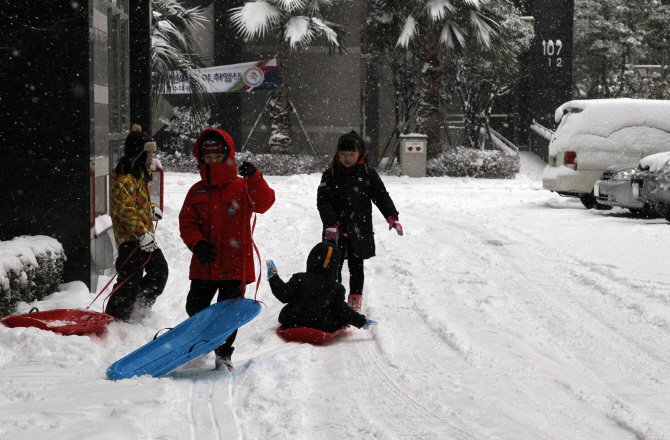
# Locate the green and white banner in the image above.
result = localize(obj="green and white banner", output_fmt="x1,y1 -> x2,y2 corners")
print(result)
166,59 -> 278,94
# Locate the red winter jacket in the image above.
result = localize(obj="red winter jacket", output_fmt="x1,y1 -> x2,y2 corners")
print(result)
179,128 -> 275,283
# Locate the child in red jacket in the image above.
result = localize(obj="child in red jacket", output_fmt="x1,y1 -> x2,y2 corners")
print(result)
179,128 -> 275,371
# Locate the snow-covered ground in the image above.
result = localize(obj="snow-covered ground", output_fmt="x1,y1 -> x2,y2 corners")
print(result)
3,152 -> 670,440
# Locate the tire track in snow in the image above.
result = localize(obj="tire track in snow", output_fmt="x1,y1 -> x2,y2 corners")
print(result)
185,372 -> 240,440
443,214 -> 670,439
371,210 -> 648,439
353,330 -> 477,440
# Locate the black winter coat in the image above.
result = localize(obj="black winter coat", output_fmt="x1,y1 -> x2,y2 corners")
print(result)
269,242 -> 367,332
316,155 -> 398,260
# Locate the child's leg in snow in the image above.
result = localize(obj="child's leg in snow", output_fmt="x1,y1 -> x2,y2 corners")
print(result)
213,280 -> 244,358
106,242 -> 147,321
337,238 -> 351,284
336,239 -> 365,296
136,248 -> 169,310
185,279 -> 218,317
348,256 -> 364,296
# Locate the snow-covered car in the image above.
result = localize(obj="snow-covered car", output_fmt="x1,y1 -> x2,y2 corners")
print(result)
631,151 -> 670,219
593,162 -> 655,216
542,99 -> 670,209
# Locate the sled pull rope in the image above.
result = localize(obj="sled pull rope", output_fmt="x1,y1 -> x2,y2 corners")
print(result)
101,253 -> 153,313
86,246 -> 139,309
87,219 -> 159,310
242,178 -> 263,304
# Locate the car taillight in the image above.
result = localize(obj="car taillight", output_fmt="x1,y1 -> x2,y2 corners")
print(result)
564,151 -> 577,170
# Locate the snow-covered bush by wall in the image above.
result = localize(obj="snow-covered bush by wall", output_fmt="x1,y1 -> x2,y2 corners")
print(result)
235,151 -> 332,176
427,147 -> 520,179
0,236 -> 65,317
154,106 -> 219,172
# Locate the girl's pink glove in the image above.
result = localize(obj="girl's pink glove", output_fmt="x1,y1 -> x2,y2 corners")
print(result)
387,216 -> 403,236
325,225 -> 339,241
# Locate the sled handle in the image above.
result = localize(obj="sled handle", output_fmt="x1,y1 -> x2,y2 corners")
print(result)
153,328 -> 173,340
188,340 -> 210,354
29,307 -> 39,313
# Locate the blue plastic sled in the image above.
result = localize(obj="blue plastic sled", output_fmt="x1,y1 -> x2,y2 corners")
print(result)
106,298 -> 261,380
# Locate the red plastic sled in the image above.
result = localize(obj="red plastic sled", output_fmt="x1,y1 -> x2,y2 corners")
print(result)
276,325 -> 348,344
1,308 -> 115,336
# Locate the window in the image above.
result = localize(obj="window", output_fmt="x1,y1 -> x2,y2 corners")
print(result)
108,9 -> 120,132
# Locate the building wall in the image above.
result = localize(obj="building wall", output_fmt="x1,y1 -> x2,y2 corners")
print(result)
89,0 -> 131,290
199,1 -> 564,160
0,2 -> 92,284
209,1 -> 369,157
0,1 -> 133,289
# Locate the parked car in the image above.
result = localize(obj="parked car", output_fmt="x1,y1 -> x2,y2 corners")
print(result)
631,152 -> 670,219
542,99 -> 670,209
594,161 -> 659,217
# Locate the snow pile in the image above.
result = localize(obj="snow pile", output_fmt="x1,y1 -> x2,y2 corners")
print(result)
0,236 -> 64,317
427,147 -> 520,178
550,99 -> 670,167
4,158 -> 670,438
639,151 -> 670,172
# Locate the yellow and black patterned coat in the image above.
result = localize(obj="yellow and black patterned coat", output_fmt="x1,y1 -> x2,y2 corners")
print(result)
111,170 -> 155,245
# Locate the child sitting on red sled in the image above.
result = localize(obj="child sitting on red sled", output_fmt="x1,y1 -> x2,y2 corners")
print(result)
267,242 -> 376,333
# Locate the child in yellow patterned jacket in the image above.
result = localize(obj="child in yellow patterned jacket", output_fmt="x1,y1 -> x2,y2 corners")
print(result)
107,125 -> 169,322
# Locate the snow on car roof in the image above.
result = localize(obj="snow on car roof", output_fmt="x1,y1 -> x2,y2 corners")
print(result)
549,99 -> 670,163
639,151 -> 670,172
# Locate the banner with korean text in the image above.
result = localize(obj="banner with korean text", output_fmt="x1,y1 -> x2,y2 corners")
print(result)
166,59 -> 277,94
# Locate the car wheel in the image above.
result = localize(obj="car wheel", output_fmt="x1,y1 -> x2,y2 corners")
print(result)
655,203 -> 670,218
579,192 -> 596,209
580,191 -> 612,210
630,204 -> 659,219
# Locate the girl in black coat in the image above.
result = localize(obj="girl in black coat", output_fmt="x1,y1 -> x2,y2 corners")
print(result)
316,131 -> 403,311
267,242 -> 375,333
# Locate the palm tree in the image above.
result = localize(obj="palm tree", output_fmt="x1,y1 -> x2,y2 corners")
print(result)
230,0 -> 346,154
451,2 -> 533,149
151,0 -> 212,127
391,0 -> 502,159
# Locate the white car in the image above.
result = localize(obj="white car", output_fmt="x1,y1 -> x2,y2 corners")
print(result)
542,99 -> 670,209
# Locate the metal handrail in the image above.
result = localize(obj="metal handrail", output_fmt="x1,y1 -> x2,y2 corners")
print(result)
489,127 -> 519,154
530,120 -> 554,141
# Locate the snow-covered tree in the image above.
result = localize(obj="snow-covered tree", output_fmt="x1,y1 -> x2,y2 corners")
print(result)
386,0 -> 502,159
366,0 -> 423,152
151,0 -> 212,127
230,0 -> 346,155
573,0 -> 670,99
450,1 -> 533,149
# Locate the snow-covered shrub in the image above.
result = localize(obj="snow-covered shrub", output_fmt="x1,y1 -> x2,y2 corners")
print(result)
154,106 -> 219,172
235,152 -> 332,176
158,150 -> 332,175
427,147 -> 519,179
155,106 -> 335,174
0,236 -> 65,317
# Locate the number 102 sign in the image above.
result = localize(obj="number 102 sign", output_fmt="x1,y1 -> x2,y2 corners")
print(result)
542,39 -> 563,67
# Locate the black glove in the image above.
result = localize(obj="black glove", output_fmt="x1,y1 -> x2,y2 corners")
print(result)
238,161 -> 257,178
193,241 -> 217,265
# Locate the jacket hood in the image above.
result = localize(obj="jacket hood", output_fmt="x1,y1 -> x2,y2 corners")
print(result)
193,128 -> 237,186
306,242 -> 341,279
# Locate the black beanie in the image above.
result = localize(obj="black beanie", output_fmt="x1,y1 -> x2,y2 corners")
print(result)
306,242 -> 341,279
337,130 -> 365,154
124,124 -> 156,162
